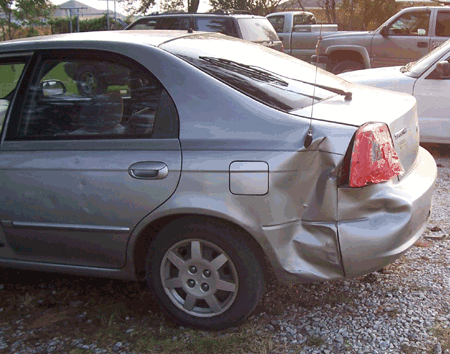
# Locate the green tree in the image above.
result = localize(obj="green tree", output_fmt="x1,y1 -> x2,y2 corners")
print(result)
209,0 -> 282,15
119,0 -> 201,14
338,0 -> 401,30
0,0 -> 54,40
0,0 -> 18,40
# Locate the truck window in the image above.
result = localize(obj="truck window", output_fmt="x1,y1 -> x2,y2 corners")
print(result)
388,11 -> 430,36
268,15 -> 285,33
293,13 -> 316,25
436,11 -> 450,37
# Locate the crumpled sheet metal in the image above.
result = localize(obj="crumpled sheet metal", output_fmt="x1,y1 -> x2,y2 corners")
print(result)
350,123 -> 403,187
259,148 -> 344,284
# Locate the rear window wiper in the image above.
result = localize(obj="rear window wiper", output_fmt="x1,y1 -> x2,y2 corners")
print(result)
199,56 -> 352,100
199,57 -> 289,86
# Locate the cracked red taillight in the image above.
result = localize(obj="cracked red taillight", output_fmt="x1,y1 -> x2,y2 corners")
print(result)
343,123 -> 404,188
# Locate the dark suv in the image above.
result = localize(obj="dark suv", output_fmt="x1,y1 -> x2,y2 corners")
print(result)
125,12 -> 283,52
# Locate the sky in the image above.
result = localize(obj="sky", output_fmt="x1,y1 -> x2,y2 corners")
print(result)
50,0 -> 131,15
49,0 -> 211,15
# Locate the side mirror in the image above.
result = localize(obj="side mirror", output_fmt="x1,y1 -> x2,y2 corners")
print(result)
380,25 -> 389,37
436,61 -> 450,78
41,79 -> 66,97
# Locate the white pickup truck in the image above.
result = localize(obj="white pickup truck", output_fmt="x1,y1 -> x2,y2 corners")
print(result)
312,6 -> 450,74
267,11 -> 338,62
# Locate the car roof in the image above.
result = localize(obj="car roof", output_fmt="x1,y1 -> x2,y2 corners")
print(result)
133,12 -> 266,19
0,30 -> 204,53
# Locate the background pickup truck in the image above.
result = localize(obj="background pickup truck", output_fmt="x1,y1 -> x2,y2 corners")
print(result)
267,11 -> 338,62
311,6 -> 450,74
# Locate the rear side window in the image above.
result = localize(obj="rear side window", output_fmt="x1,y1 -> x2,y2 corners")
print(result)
237,18 -> 279,42
194,17 -> 233,36
267,16 -> 284,33
9,51 -> 178,141
436,11 -> 450,37
156,17 -> 190,30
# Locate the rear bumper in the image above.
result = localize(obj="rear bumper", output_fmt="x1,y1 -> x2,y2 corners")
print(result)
338,146 -> 436,277
260,146 -> 436,284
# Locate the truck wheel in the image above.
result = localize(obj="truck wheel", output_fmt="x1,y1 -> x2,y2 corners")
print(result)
145,218 -> 265,330
76,65 -> 105,97
332,60 -> 364,75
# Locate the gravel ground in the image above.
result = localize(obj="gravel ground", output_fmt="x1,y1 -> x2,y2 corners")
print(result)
1,145 -> 450,354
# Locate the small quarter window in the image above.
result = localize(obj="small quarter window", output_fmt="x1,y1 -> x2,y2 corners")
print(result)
436,11 -> 450,37
0,60 -> 26,130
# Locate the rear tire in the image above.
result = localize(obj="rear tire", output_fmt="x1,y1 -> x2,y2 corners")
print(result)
332,60 -> 364,74
145,217 -> 265,330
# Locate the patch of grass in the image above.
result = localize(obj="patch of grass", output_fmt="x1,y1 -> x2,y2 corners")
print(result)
69,349 -> 91,354
401,344 -> 417,353
307,335 -> 324,346
430,324 -> 450,351
18,292 -> 36,310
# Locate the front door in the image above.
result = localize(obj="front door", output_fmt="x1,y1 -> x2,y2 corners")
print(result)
371,9 -> 431,68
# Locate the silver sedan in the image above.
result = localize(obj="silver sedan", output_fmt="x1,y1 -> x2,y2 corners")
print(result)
0,30 -> 436,329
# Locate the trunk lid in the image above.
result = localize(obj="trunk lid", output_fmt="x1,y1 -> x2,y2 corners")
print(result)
291,82 -> 420,178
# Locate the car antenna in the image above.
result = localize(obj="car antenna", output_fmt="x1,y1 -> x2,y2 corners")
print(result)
304,22 -> 323,148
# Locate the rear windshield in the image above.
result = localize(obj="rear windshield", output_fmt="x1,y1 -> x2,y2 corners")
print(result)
237,18 -> 279,42
161,34 -> 350,112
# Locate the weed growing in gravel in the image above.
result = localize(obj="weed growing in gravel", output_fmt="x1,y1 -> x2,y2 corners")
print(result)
307,335 -> 324,346
430,324 -> 450,351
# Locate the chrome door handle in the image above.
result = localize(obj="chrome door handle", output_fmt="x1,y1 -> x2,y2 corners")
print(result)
128,161 -> 169,180
417,42 -> 428,48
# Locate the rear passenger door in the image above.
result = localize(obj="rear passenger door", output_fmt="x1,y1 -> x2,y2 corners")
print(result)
0,50 -> 181,268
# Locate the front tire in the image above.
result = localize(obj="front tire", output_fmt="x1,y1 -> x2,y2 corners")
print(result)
146,218 -> 265,330
332,60 -> 364,74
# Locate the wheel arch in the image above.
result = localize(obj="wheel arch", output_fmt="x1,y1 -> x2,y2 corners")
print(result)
130,213 -> 276,285
326,46 -> 371,71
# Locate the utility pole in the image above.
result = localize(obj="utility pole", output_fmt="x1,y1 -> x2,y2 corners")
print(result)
60,6 -> 87,33
99,0 -> 118,30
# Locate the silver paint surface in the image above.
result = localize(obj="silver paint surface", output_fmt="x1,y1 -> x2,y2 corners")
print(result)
0,31 -> 437,286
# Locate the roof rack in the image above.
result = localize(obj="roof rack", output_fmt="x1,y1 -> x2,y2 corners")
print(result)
212,9 -> 253,15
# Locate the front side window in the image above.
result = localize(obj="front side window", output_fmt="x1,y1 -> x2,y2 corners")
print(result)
0,60 -> 26,129
388,11 -> 430,36
267,15 -> 284,33
9,51 -> 178,140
